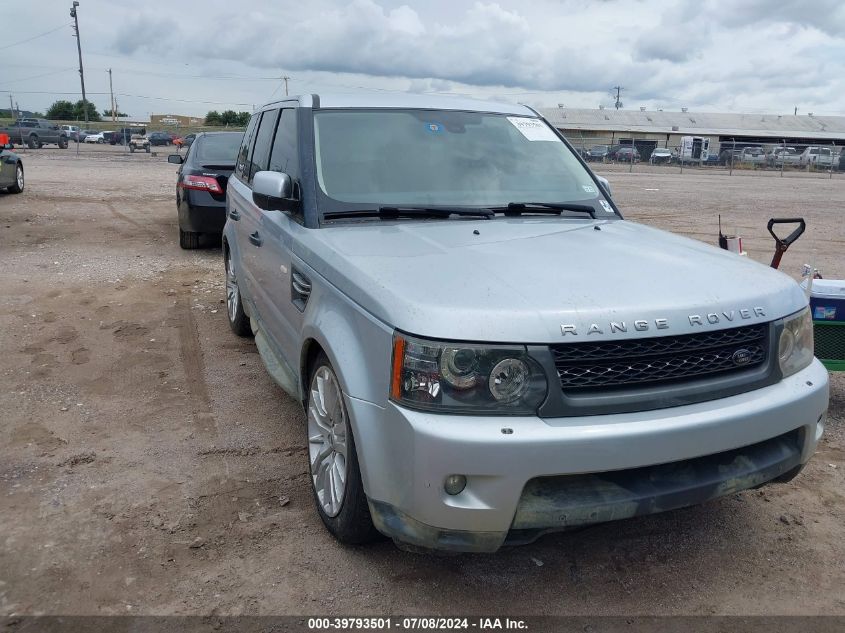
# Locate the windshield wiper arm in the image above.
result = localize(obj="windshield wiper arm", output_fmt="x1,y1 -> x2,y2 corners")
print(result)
324,206 -> 494,221
495,202 -> 597,218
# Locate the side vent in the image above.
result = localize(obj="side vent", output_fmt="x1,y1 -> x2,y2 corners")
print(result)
291,268 -> 311,312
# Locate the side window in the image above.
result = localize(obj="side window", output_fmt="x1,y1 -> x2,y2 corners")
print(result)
235,114 -> 259,179
248,109 -> 280,184
268,109 -> 298,180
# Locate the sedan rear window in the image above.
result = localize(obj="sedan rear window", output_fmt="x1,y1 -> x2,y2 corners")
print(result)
194,134 -> 242,165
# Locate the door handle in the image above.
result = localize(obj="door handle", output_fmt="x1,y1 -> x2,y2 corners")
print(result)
229,208 -> 240,221
248,231 -> 262,246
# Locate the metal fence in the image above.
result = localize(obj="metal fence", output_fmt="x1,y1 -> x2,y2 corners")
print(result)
563,132 -> 844,178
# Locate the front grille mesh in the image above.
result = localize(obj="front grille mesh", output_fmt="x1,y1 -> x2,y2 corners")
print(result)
551,324 -> 768,390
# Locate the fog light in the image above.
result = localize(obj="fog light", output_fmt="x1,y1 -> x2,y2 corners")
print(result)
444,474 -> 467,495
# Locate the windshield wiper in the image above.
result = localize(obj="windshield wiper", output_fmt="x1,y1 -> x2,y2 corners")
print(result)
494,202 -> 597,218
323,206 -> 494,221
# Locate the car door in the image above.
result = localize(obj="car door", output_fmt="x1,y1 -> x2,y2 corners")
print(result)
0,148 -> 11,186
228,109 -> 280,316
226,113 -> 260,299
253,108 -> 304,366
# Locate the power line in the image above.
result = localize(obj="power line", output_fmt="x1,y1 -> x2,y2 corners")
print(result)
0,24 -> 69,51
1,68 -> 76,85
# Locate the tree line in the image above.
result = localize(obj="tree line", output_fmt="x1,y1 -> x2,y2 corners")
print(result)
204,110 -> 251,126
32,100 -> 249,127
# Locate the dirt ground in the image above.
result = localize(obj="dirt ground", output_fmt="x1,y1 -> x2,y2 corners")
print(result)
0,150 -> 843,617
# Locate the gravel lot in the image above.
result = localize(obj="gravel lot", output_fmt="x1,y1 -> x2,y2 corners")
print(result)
1,150 -> 843,616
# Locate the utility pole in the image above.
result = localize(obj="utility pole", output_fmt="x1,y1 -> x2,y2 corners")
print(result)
282,75 -> 290,96
794,106 -> 798,116
613,86 -> 623,110
70,1 -> 88,125
108,68 -> 116,122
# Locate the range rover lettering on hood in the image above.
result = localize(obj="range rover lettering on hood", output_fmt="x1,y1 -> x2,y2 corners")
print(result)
561,307 -> 766,336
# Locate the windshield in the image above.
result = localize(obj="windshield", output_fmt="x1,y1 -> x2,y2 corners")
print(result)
194,134 -> 241,164
313,109 -> 610,211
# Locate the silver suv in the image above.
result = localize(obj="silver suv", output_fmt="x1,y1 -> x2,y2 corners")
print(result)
223,94 -> 829,553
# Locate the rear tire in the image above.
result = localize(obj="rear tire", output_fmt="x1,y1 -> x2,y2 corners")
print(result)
58,136 -> 68,149
27,135 -> 37,149
224,248 -> 251,336
307,352 -> 381,546
179,228 -> 200,250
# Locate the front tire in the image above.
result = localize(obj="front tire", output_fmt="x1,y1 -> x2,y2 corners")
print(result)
27,135 -> 37,150
8,164 -> 24,194
307,353 -> 380,545
224,248 -> 251,336
58,136 -> 68,149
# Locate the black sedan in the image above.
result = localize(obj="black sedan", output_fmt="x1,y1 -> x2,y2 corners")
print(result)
148,132 -> 172,146
168,132 -> 241,249
0,137 -> 24,194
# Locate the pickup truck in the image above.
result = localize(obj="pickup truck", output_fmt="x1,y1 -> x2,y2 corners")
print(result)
766,147 -> 802,168
223,94 -> 829,553
1,119 -> 69,149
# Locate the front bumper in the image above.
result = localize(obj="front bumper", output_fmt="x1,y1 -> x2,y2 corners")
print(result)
348,359 -> 829,552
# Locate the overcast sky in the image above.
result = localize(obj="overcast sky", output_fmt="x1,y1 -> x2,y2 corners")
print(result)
3,0 -> 845,120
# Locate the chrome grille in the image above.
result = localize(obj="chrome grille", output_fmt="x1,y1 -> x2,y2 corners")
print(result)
551,324 -> 769,390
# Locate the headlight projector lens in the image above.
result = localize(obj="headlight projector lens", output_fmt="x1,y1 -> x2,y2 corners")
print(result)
440,347 -> 480,389
489,358 -> 530,402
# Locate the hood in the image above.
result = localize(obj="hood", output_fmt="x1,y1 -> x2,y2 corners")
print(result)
296,218 -> 807,343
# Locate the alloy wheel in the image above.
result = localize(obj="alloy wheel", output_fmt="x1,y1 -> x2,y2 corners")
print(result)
308,366 -> 348,517
225,252 -> 240,324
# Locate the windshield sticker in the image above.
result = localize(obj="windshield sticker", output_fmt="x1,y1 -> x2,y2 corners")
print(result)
582,185 -> 596,194
507,117 -> 559,141
424,122 -> 443,134
599,200 -> 613,213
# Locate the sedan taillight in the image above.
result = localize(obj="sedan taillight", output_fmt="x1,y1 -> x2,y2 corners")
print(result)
179,174 -> 223,194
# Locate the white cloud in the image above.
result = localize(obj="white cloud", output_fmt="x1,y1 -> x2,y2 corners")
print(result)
2,0 -> 844,118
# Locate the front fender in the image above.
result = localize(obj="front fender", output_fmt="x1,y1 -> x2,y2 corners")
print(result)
298,266 -> 393,407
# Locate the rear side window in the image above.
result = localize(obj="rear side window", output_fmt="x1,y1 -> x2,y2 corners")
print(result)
248,109 -> 280,183
235,114 -> 259,179
268,109 -> 298,179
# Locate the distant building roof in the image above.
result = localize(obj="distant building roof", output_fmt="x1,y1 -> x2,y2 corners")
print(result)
539,108 -> 845,139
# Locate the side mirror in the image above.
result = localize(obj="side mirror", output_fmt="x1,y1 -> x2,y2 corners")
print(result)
252,171 -> 294,211
597,175 -> 612,197
167,154 -> 183,164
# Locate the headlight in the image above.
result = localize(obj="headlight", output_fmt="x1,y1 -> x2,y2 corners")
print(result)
390,333 -> 548,414
777,307 -> 814,377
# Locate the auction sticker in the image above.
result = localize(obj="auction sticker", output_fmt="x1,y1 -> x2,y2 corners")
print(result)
599,200 -> 613,213
507,117 -> 559,141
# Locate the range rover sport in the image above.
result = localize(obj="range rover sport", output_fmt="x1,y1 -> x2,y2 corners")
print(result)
222,94 -> 829,552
